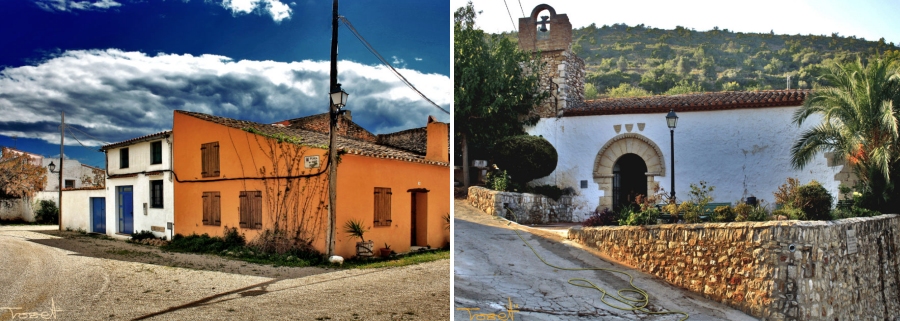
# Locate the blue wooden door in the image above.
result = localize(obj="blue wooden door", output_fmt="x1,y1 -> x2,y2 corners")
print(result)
117,186 -> 133,234
91,197 -> 106,233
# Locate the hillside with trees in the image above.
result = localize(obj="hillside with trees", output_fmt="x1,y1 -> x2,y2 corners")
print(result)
502,23 -> 900,99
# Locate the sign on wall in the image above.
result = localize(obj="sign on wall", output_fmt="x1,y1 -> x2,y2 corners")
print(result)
304,156 -> 320,169
846,227 -> 858,254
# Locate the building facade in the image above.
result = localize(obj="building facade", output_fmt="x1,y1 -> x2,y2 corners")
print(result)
101,131 -> 174,239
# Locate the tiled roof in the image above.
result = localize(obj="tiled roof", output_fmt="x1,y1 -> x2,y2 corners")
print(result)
101,130 -> 172,150
275,112 -> 378,143
564,90 -> 811,117
176,110 -> 448,167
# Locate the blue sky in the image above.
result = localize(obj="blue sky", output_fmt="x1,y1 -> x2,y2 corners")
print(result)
454,0 -> 900,45
0,0 -> 450,167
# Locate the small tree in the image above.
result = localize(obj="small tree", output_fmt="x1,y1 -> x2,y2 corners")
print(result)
493,135 -> 557,186
0,149 -> 47,199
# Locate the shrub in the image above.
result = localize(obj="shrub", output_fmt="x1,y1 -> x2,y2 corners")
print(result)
223,226 -> 246,248
619,206 -> 659,226
774,178 -> 834,220
493,135 -> 558,185
831,206 -> 880,219
485,169 -> 513,192
34,200 -> 58,224
772,206 -> 805,220
747,204 -> 770,221
679,201 -> 702,223
582,208 -> 618,227
711,205 -> 735,222
796,181 -> 833,220
733,203 -> 752,222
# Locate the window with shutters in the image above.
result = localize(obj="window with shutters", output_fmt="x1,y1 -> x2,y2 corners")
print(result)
120,147 -> 129,168
150,180 -> 163,208
150,141 -> 163,165
200,142 -> 220,177
373,187 -> 392,226
202,191 -> 221,226
239,191 -> 262,229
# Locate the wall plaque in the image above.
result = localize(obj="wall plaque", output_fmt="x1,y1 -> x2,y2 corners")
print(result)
151,226 -> 165,232
846,227 -> 858,254
304,155 -> 320,169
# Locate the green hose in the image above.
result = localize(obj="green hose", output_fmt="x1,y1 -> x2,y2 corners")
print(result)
504,207 -> 689,320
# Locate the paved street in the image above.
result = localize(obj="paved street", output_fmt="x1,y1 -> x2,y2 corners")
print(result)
453,200 -> 756,321
0,225 -> 449,320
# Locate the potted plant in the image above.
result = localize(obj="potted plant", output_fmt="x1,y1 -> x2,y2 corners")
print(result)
343,219 -> 373,257
380,243 -> 392,257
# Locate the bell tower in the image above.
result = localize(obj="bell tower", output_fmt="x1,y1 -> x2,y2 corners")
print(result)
518,4 -> 584,118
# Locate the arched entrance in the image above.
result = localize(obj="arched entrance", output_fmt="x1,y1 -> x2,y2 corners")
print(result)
593,133 -> 666,210
613,153 -> 648,210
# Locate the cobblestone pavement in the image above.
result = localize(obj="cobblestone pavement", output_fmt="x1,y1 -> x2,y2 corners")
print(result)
453,200 -> 756,321
0,225 -> 449,320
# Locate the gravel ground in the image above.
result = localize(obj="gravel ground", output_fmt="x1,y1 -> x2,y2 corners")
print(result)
0,225 -> 449,320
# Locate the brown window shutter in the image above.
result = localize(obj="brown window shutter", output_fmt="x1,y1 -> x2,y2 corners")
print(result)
252,191 -> 262,229
213,192 -> 221,225
373,187 -> 391,226
239,191 -> 248,228
202,193 -> 210,224
200,145 -> 208,177
212,143 -> 220,177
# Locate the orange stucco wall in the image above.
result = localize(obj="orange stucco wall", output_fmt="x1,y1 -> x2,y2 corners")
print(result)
173,112 -> 449,258
172,112 -> 329,247
327,154 -> 450,257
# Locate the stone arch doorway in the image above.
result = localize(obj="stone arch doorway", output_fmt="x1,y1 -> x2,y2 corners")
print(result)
593,133 -> 666,210
613,154 -> 647,210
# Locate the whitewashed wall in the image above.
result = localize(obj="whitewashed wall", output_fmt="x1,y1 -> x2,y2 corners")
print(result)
526,106 -> 841,221
61,188 -> 105,232
106,137 -> 175,239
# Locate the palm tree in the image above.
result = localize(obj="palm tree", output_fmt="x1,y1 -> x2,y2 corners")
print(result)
791,56 -> 900,211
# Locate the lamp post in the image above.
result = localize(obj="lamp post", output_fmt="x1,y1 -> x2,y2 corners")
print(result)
325,0 -> 349,258
666,109 -> 678,203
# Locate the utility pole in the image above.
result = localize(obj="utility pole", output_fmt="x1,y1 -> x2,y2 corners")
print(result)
58,111 -> 64,231
326,0 -> 339,257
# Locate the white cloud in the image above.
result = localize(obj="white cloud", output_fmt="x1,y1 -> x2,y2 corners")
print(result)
391,56 -> 407,68
34,0 -> 121,12
0,49 -> 450,146
219,0 -> 293,23
414,57 -> 423,61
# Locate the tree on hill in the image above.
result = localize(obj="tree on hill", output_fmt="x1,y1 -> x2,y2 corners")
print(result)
790,55 -> 900,213
454,1 -> 548,187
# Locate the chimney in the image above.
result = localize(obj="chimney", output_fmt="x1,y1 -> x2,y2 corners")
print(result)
343,110 -> 352,121
425,116 -> 449,163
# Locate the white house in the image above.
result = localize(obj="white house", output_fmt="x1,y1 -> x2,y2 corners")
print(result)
525,90 -> 850,221
100,130 -> 174,239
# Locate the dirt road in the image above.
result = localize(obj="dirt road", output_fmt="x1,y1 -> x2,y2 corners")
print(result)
453,200 -> 755,321
0,225 -> 449,320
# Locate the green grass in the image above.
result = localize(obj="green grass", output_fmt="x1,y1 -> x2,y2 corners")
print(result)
339,249 -> 450,269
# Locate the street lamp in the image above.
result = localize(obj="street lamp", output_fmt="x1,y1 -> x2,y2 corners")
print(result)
48,161 -> 57,173
330,83 -> 349,109
666,109 -> 678,203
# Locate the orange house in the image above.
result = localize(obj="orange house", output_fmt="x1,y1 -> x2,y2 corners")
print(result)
171,110 -> 449,258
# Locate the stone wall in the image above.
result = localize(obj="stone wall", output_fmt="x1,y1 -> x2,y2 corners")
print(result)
531,50 -> 585,119
377,127 -> 427,154
569,215 -> 900,320
467,186 -> 573,224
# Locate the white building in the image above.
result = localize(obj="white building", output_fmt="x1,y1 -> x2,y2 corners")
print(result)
526,90 -> 851,221
100,131 -> 174,239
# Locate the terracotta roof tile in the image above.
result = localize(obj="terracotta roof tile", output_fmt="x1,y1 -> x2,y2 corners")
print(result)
101,130 -> 172,150
176,110 -> 448,167
564,89 -> 811,117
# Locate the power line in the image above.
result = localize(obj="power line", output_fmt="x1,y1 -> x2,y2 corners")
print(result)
517,0 -> 525,17
338,16 -> 449,115
502,0 -> 517,31
67,129 -> 102,154
67,125 -> 109,146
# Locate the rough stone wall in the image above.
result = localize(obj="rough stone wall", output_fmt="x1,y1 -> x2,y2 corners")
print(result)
376,127 -> 427,155
467,186 -> 573,224
532,51 -> 586,118
279,113 -> 377,143
569,215 -> 900,320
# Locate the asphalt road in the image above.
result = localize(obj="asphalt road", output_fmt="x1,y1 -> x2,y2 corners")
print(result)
0,225 -> 449,320
453,200 -> 756,321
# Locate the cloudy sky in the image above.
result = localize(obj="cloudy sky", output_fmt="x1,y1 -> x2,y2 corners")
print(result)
0,0 -> 450,167
453,0 -> 900,45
